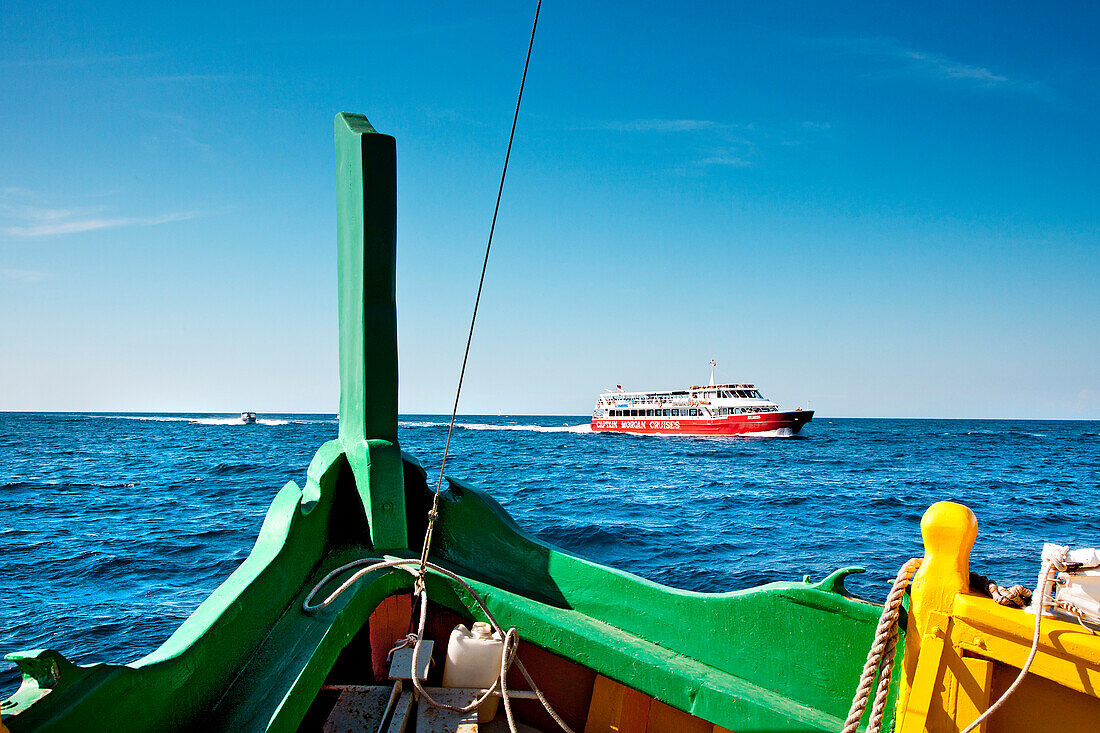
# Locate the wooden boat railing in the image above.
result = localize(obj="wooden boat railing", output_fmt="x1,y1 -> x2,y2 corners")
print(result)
894,501 -> 1100,732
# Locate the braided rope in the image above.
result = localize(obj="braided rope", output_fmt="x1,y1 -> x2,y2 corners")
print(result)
969,571 -> 1032,608
842,557 -> 922,733
865,619 -> 901,733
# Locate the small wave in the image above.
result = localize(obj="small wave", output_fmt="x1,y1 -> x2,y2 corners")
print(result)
742,428 -> 794,438
964,429 -> 1049,439
399,420 -> 591,434
96,415 -> 293,427
212,462 -> 261,475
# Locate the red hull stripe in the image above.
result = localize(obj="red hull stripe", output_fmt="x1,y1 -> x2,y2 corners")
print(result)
589,411 -> 814,436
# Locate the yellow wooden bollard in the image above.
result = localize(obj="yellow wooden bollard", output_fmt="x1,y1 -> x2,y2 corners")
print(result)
895,501 -> 977,732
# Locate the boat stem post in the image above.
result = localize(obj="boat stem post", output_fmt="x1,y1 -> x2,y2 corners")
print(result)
333,112 -> 406,550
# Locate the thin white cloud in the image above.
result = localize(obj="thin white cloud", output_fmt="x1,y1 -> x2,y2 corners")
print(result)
600,119 -> 722,132
900,49 -> 1008,86
696,152 -> 753,168
819,36 -> 1043,94
577,117 -> 832,172
586,119 -> 760,133
1,268 -> 46,282
2,212 -> 197,237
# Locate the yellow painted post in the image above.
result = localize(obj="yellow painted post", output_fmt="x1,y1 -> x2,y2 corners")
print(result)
954,657 -> 993,733
895,501 -> 978,731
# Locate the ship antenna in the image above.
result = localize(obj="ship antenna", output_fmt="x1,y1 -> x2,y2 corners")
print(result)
709,359 -> 717,386
421,0 -> 543,573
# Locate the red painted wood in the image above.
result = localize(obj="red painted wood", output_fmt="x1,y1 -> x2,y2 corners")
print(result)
368,593 -> 413,681
505,640 -> 596,733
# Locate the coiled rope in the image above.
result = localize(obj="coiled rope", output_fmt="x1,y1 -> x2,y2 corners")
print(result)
843,555 -> 1062,733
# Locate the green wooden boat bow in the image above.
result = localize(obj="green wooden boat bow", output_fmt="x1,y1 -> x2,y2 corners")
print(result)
0,114 -> 894,733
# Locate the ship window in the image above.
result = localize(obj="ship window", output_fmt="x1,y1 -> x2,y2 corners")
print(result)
719,408 -> 727,416
689,408 -> 698,417
663,409 -> 670,416
671,409 -> 679,416
646,409 -> 654,416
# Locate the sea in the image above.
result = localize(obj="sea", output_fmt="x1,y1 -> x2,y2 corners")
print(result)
1,412 -> 1097,695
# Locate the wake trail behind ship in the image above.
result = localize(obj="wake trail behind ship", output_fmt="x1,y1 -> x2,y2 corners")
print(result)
399,420 -> 592,434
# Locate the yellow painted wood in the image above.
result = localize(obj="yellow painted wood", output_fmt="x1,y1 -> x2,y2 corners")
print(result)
584,675 -> 626,733
983,665 -> 1100,732
896,501 -> 1100,731
951,595 -> 1100,696
586,674 -> 719,733
953,658 -> 992,733
896,502 -> 977,723
897,613 -> 950,733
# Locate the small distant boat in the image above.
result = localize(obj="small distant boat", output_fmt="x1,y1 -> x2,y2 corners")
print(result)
240,411 -> 257,424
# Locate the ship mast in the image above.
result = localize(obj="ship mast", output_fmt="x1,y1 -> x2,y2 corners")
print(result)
709,359 -> 717,386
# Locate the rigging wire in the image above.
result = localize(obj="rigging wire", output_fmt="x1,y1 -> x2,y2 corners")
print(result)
419,0 -> 543,575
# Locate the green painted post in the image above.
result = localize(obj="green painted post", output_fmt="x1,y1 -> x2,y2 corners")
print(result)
334,112 -> 406,550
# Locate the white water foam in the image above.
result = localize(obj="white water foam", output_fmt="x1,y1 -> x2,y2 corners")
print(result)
98,415 -> 296,426
743,427 -> 794,438
399,420 -> 592,434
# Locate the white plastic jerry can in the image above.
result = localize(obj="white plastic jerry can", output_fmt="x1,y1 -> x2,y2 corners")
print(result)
441,621 -> 504,722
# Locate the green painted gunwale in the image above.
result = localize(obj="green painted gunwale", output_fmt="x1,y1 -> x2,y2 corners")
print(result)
2,114 -> 898,733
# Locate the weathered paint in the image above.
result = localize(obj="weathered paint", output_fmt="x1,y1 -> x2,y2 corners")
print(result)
2,113 -> 891,732
894,501 -> 1100,732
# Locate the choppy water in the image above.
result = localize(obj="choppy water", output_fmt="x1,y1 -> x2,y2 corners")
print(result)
2,413 -> 1097,694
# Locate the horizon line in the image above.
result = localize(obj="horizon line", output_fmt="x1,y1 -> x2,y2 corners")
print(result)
0,410 -> 1096,422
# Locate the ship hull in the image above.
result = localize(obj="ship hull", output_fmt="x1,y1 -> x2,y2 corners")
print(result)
591,409 -> 814,436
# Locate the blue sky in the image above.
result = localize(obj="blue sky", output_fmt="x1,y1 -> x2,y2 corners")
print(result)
2,2 -> 1097,418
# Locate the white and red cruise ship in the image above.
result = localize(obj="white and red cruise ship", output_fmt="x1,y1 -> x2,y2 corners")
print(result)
591,366 -> 812,436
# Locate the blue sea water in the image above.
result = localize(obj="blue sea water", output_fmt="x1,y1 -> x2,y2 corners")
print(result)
1,412 -> 1097,695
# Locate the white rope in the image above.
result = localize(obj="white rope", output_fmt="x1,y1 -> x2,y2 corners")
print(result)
303,557 -> 576,733
958,548 -> 1065,733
